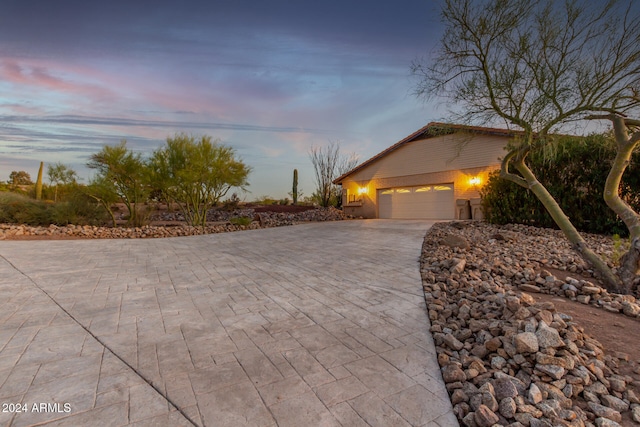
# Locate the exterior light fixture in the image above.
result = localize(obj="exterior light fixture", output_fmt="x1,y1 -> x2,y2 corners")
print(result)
469,177 -> 481,186
358,186 -> 368,195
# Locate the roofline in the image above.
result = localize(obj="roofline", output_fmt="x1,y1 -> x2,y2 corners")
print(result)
332,122 -> 521,184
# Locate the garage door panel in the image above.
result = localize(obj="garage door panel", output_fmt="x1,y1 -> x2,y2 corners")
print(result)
377,184 -> 454,219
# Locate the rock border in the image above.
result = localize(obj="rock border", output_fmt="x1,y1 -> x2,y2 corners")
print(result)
0,207 -> 347,239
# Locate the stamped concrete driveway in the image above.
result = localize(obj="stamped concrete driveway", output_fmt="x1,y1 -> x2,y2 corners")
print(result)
0,220 -> 457,427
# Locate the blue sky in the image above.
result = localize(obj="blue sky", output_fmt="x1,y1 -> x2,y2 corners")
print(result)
0,0 -> 443,199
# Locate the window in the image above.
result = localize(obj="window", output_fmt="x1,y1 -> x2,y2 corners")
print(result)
380,189 -> 393,195
415,187 -> 431,192
433,185 -> 453,191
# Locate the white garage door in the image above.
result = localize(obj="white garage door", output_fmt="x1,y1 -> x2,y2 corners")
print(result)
378,184 -> 454,219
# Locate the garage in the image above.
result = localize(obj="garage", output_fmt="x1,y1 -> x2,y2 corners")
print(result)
377,184 -> 454,219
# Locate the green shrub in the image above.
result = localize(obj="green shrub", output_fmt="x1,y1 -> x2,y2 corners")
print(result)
0,190 -> 108,226
0,192 -> 49,225
229,216 -> 252,226
222,193 -> 241,211
481,133 -> 640,236
50,191 -> 109,225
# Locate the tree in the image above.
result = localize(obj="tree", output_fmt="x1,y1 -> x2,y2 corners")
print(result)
412,0 -> 640,294
309,142 -> 358,208
9,170 -> 32,186
85,176 -> 119,227
47,162 -> 78,202
87,141 -> 150,227
149,134 -> 251,227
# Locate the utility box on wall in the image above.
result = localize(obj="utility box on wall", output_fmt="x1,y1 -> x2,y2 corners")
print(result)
456,199 -> 471,220
470,198 -> 483,220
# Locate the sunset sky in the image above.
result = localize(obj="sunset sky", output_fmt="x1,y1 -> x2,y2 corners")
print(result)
0,0 -> 443,199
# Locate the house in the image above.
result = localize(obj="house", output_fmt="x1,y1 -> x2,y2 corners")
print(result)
333,122 -> 518,220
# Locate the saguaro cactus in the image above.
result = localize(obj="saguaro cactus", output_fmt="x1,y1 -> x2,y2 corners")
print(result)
292,169 -> 298,205
35,161 -> 44,200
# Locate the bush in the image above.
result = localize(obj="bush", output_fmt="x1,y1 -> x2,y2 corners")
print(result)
0,190 -> 108,226
50,191 -> 109,225
222,193 -> 241,211
481,133 -> 640,236
229,216 -> 252,226
0,192 -> 49,225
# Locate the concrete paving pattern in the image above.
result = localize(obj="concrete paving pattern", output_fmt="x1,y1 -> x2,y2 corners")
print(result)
0,220 -> 458,426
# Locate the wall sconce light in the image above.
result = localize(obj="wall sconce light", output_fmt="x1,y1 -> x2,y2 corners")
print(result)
469,177 -> 481,187
358,186 -> 368,195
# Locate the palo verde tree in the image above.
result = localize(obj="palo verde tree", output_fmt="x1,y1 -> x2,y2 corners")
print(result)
85,175 -> 119,227
47,162 -> 78,202
412,0 -> 640,293
149,134 -> 251,227
309,142 -> 358,207
87,141 -> 151,227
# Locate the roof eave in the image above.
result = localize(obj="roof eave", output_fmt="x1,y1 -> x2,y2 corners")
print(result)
333,122 -> 520,184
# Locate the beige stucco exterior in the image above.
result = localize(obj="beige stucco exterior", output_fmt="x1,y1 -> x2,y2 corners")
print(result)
337,128 -> 511,219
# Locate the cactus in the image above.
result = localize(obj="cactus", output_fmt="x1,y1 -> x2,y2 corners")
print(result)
35,161 -> 44,200
292,169 -> 298,205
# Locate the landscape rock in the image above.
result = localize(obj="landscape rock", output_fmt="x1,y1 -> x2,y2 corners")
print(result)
420,221 -> 640,427
442,365 -> 467,383
474,404 -> 500,427
514,332 -> 539,353
0,207 -> 347,240
535,322 -> 564,349
441,234 -> 471,250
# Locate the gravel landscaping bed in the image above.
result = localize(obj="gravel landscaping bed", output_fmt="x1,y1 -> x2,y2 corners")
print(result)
0,207 -> 346,239
421,221 -> 640,427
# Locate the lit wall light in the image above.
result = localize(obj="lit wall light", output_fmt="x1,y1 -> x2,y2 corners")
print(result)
469,177 -> 481,186
358,186 -> 368,195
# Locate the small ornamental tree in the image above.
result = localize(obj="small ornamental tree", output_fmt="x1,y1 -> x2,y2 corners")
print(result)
87,141 -> 150,227
412,0 -> 640,293
85,176 -> 119,227
47,162 -> 79,202
149,134 -> 251,227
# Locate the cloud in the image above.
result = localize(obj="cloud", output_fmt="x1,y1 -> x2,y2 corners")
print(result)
0,59 -> 115,101
0,114 -> 329,134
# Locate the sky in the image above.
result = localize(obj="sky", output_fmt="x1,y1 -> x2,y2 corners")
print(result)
0,0 -> 443,199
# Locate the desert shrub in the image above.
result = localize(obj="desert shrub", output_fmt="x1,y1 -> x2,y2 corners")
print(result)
229,216 -> 252,226
222,193 -> 241,211
0,190 -> 107,226
0,192 -> 50,225
481,134 -> 640,236
254,195 -> 277,205
49,191 -> 109,225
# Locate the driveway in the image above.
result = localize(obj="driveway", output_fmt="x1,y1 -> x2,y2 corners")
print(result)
0,220 -> 457,426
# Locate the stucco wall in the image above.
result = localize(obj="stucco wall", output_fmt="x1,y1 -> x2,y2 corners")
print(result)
341,132 -> 508,218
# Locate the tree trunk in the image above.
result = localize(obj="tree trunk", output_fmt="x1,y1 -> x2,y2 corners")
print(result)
505,153 -> 625,293
601,116 -> 640,293
619,237 -> 640,293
